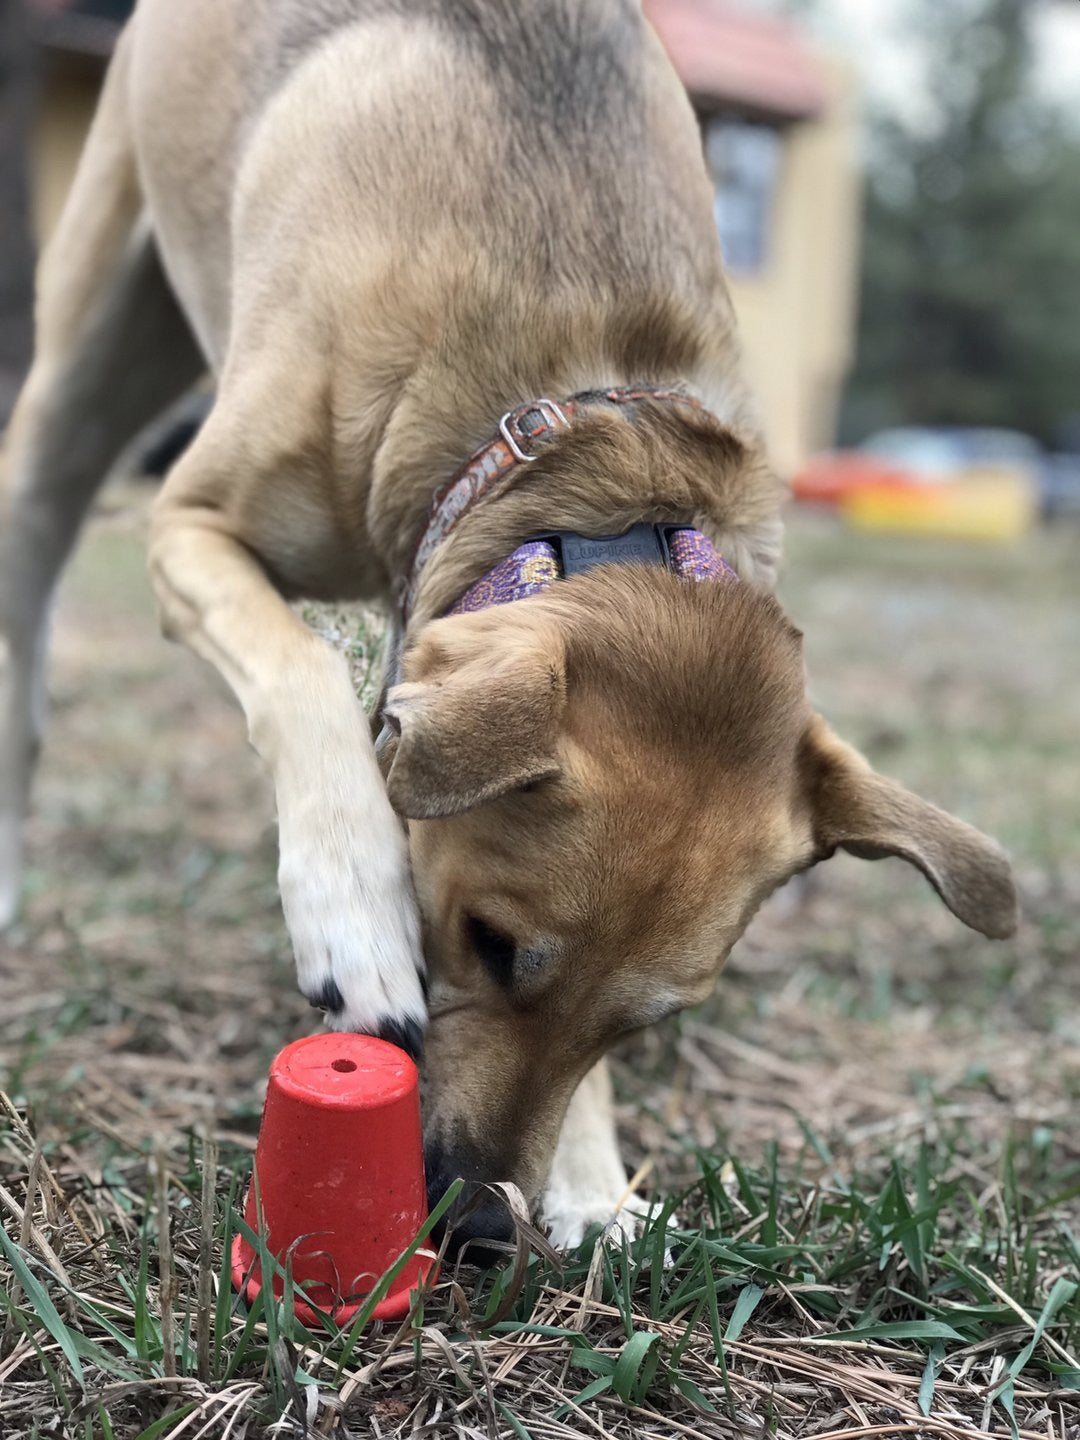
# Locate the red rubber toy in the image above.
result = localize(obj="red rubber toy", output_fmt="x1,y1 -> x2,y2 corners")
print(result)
231,1032 -> 435,1325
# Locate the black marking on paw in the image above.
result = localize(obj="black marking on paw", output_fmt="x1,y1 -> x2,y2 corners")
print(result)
378,1015 -> 424,1063
307,978 -> 345,1014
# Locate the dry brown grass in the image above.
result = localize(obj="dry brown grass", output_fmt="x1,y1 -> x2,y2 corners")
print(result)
1,485 -> 1078,1437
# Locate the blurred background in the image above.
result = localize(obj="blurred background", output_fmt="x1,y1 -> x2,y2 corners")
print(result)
0,0 -> 1077,1217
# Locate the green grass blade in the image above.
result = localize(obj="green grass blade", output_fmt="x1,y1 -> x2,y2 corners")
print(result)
222,1281 -> 270,1382
998,1277 -> 1078,1386
918,1340 -> 945,1417
648,1197 -> 677,1317
131,1403 -> 199,1440
699,1234 -> 736,1418
816,1319 -> 966,1344
68,1328 -> 141,1381
551,1374 -> 612,1419
0,1291 -> 73,1413
0,1226 -> 85,1384
611,1329 -> 661,1404
132,1226 -> 157,1365
672,1375 -> 718,1414
215,1174 -> 241,1379
724,1282 -> 765,1342
495,1400 -> 534,1439
668,1299 -> 706,1371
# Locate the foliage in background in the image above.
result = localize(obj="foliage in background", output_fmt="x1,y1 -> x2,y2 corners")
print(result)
843,0 -> 1080,447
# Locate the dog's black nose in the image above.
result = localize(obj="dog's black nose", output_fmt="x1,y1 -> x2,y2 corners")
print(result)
426,1148 -> 516,1262
443,1186 -> 516,1261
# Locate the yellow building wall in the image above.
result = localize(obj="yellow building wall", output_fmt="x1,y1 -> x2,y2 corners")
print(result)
726,57 -> 861,477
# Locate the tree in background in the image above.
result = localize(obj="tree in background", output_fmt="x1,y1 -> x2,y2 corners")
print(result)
843,0 -> 1080,447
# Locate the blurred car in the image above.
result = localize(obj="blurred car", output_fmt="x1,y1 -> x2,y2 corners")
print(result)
791,427 -> 1040,540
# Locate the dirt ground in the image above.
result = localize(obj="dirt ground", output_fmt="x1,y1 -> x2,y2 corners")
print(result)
1,484 -> 1078,1197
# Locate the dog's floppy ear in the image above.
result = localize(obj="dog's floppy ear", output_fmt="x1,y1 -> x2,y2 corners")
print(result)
384,621 -> 566,819
800,715 -> 1018,938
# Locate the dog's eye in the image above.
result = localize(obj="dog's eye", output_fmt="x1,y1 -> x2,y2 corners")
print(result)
465,915 -> 516,987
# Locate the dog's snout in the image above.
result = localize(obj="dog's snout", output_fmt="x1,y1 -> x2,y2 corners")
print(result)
425,1143 -> 516,1261
445,1187 -> 516,1260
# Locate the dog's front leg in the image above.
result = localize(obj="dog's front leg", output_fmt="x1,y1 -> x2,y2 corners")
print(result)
541,1060 -> 646,1248
148,464 -> 425,1052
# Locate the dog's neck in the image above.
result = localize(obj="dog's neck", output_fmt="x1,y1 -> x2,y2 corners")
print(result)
390,384 -> 782,632
400,387 -> 716,622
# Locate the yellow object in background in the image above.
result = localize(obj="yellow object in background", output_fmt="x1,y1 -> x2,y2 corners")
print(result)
842,467 -> 1037,542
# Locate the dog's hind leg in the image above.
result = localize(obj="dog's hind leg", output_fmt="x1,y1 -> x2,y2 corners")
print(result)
0,31 -> 204,926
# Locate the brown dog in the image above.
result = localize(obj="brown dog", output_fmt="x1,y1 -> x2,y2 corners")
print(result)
0,1 -> 1016,1247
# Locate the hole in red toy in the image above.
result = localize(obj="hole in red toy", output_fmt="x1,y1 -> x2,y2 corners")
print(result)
331,1059 -> 357,1073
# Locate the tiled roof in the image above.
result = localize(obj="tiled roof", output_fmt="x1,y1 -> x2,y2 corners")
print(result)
29,0 -> 827,121
644,0 -> 827,120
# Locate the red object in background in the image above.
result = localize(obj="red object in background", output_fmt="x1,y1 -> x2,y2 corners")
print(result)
231,1033 -> 435,1326
791,451 -> 917,505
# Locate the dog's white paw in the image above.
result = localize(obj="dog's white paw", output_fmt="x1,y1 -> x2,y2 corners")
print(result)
277,783 -> 426,1054
546,1204 -> 641,1252
541,1182 -> 654,1251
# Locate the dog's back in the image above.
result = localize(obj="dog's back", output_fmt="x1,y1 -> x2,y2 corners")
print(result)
127,0 -> 732,375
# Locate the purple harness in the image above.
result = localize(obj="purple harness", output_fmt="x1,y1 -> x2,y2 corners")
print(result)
447,525 -> 736,615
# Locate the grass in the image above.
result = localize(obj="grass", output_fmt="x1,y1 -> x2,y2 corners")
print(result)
1,1105 -> 1077,1437
2,487 -> 1079,1436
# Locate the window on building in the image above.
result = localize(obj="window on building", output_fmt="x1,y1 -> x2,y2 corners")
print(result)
704,118 -> 782,276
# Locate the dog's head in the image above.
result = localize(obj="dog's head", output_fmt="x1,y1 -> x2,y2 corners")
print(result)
383,567 -> 1016,1242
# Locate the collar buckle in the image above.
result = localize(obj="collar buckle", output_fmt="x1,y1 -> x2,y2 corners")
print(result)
542,523 -> 669,578
498,398 -> 569,463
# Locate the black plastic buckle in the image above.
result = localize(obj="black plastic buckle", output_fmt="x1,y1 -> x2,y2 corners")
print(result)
534,523 -> 685,579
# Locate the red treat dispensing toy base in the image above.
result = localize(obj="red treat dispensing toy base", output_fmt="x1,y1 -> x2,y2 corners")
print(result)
231,1032 -> 436,1326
